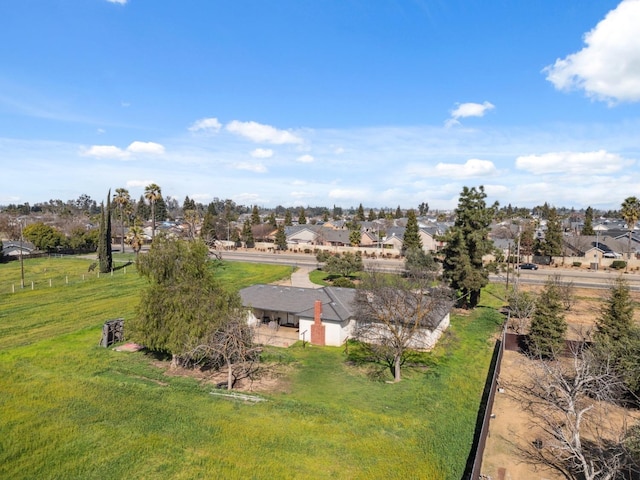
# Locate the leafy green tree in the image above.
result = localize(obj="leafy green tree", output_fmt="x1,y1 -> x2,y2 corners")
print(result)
519,221 -> 536,260
298,207 -> 307,225
241,220 -> 255,248
251,205 -> 261,225
418,202 -> 429,216
528,280 -> 566,359
68,227 -> 99,251
404,248 -> 437,280
323,251 -> 363,278
582,206 -> 595,236
275,224 -> 287,250
402,209 -> 422,254
144,183 -> 162,240
22,222 -> 66,251
356,203 -> 366,221
542,207 -> 563,257
441,186 -> 497,308
130,237 -> 242,367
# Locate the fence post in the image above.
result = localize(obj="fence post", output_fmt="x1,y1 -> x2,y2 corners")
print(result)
31,281 -> 34,290
49,279 -> 52,287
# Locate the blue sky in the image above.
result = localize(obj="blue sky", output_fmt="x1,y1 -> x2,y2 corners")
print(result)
1,0 -> 640,210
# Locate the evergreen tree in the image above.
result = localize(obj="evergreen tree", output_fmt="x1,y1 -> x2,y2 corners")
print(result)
349,227 -> 361,247
378,208 -> 386,220
519,221 -> 536,260
251,205 -> 261,225
275,224 -> 288,250
596,276 -> 634,343
332,205 -> 343,220
97,191 -> 113,273
356,203 -> 366,221
542,207 -> 563,256
367,209 -> 376,222
418,202 -> 429,216
183,196 -> 196,212
284,210 -> 293,226
322,210 -> 329,222
441,186 -> 497,308
395,205 -> 403,219
201,203 -> 218,242
135,194 -> 150,221
241,220 -> 255,248
528,280 -> 566,359
155,195 -> 168,222
402,209 -> 422,254
298,207 -> 307,225
582,206 -> 595,236
267,212 -> 277,228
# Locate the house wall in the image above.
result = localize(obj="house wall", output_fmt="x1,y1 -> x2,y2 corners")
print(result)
298,317 -> 352,347
359,314 -> 450,352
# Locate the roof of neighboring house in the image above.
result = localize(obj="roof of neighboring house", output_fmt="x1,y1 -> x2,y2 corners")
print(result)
2,240 -> 36,254
239,284 -> 356,322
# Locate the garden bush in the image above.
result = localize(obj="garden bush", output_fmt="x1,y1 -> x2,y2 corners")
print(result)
572,262 -> 582,267
611,260 -> 627,270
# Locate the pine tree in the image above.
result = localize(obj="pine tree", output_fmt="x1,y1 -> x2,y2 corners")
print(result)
528,280 -> 566,358
135,194 -> 150,221
241,220 -> 255,248
251,205 -> 261,225
367,209 -> 376,222
582,206 -> 595,236
395,205 -> 403,219
284,210 -> 293,226
441,186 -> 497,308
402,209 -> 422,254
356,203 -> 366,221
275,224 -> 287,250
596,276 -> 634,343
298,207 -> 307,225
267,212 -> 277,228
378,208 -> 386,220
543,207 -> 563,256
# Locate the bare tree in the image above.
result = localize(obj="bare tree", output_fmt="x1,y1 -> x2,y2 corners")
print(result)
353,270 -> 453,382
508,347 -> 637,480
550,274 -> 577,311
506,287 -> 536,334
184,317 -> 262,390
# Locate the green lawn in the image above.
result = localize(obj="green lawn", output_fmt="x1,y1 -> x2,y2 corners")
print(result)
0,256 -> 503,479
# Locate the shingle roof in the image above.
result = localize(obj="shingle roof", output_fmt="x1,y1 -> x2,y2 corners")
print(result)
239,285 -> 356,322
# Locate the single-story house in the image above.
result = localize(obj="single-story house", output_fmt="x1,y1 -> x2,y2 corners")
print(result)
239,284 -> 451,349
1,240 -> 36,256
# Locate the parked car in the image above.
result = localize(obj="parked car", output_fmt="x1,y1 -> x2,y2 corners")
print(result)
517,263 -> 538,270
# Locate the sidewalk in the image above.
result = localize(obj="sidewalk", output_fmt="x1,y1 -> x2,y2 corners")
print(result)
280,266 -> 321,289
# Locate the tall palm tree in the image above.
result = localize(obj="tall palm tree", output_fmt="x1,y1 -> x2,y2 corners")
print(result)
113,188 -> 131,254
144,183 -> 162,241
621,196 -> 640,272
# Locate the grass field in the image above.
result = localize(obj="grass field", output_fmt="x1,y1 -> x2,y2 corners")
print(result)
0,256 -> 503,479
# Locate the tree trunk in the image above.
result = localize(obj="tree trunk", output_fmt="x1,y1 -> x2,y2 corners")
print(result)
170,354 -> 179,369
394,354 -> 402,382
227,360 -> 234,390
470,289 -> 481,309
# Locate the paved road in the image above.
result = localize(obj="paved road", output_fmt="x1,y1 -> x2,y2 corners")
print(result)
218,250 -> 406,273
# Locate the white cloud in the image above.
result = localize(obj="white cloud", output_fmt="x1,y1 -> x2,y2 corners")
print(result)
127,141 -> 165,155
445,101 -> 495,127
233,162 -> 268,173
291,191 -> 314,199
515,150 -> 631,175
226,120 -> 303,144
83,145 -> 129,159
97,128 -> 106,134
250,148 -> 274,158
106,0 -> 128,4
189,117 -> 222,134
83,141 -> 165,158
296,154 -> 314,163
190,193 -> 212,202
408,159 -> 498,178
544,0 -> 640,103
126,180 -> 155,188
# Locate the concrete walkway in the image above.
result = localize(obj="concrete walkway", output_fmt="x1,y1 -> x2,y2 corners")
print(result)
283,266 -> 321,289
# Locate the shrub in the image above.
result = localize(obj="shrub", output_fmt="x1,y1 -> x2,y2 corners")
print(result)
611,260 -> 627,270
572,262 -> 582,267
331,277 -> 356,288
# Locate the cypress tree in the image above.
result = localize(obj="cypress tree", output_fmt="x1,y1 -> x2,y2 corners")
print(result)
98,190 -> 113,273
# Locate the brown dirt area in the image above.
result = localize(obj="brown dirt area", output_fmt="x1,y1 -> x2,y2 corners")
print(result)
481,286 -> 640,479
